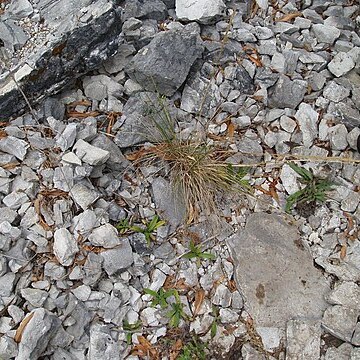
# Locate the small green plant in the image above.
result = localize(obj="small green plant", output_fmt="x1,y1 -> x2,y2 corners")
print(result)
130,215 -> 166,245
116,215 -> 166,245
285,163 -> 333,215
177,335 -> 207,360
166,301 -> 187,327
116,218 -> 132,234
182,241 -> 216,265
144,288 -> 177,309
210,306 -> 220,338
123,319 -> 142,345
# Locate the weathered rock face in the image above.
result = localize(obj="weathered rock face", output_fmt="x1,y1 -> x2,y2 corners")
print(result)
226,213 -> 330,328
125,24 -> 204,96
0,0 -> 122,120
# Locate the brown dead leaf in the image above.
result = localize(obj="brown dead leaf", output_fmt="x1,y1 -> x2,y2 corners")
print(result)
227,121 -> 235,139
1,162 -> 19,170
193,289 -> 205,316
67,111 -> 100,118
67,100 -> 92,108
227,279 -> 237,293
340,243 -> 347,260
169,339 -> 183,360
0,129 -> 7,138
132,335 -> 159,359
275,12 -> 302,22
34,198 -> 52,231
125,148 -> 150,161
39,189 -> 69,197
163,276 -> 190,291
247,54 -> 263,67
15,313 -> 34,343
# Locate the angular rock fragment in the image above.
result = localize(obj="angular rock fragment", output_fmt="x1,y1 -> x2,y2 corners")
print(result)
268,75 -> 307,109
53,228 -> 79,266
0,0 -> 122,120
286,319 -> 321,360
328,52 -> 356,77
88,323 -> 121,360
175,0 -> 226,24
88,223 -> 121,248
73,139 -> 110,166
0,136 -> 29,160
17,308 -> 61,360
126,24 -> 203,96
312,24 -> 341,44
151,177 -> 186,232
100,239 -> 134,276
226,213 -> 329,328
322,305 -> 359,343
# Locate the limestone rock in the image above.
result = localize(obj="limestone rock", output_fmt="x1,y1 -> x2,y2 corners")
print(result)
126,24 -> 203,96
226,213 -> 330,328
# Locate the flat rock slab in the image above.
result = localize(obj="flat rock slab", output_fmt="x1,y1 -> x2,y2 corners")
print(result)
0,0 -> 121,120
226,212 -> 330,328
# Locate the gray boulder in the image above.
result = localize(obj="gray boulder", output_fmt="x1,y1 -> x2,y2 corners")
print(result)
125,24 -> 203,96
226,213 -> 330,328
268,75 -> 307,109
17,308 -> 61,360
122,0 -> 168,21
0,0 -> 122,120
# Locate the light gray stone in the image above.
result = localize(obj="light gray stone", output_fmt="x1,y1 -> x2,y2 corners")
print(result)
73,139 -> 110,166
335,102 -> 360,128
227,213 -> 330,328
175,0 -> 225,24
17,308 -> 61,360
53,228 -> 79,266
126,25 -> 203,96
2,191 -> 29,209
88,323 -> 121,360
323,81 -> 350,102
328,52 -> 356,77
0,273 -> 15,297
0,335 -> 18,360
71,284 -> 91,301
326,282 -> 360,309
70,183 -> 99,210
268,75 -> 307,109
312,24 -> 341,44
286,319 -> 321,360
329,124 -> 348,150
83,75 -> 123,101
0,136 -> 29,160
21,288 -> 48,307
7,0 -> 33,19
88,223 -> 121,248
340,190 -> 360,212
53,166 -> 74,192
322,305 -> 359,343
151,176 -> 186,232
56,123 -> 77,151
325,343 -> 353,360
100,239 -> 134,275
295,103 -> 319,147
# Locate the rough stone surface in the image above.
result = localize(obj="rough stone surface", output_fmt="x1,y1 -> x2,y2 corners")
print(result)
322,305 -> 359,343
0,0 -> 122,120
226,213 -> 330,327
268,75 -> 307,109
53,228 -> 79,266
175,0 -> 226,24
126,25 -> 203,96
286,319 -> 321,360
151,176 -> 186,232
17,308 -> 61,360
328,52 -> 356,77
